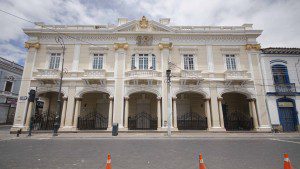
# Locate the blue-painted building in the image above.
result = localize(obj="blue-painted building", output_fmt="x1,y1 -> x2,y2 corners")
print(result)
0,57 -> 23,124
261,48 -> 300,132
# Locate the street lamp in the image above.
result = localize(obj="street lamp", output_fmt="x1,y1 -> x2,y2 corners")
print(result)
53,36 -> 65,136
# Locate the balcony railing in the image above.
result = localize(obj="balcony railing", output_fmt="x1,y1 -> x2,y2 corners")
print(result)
82,69 -> 106,79
34,69 -> 60,79
180,70 -> 203,79
0,91 -> 18,98
274,83 -> 296,95
126,70 -> 161,79
224,70 -> 251,81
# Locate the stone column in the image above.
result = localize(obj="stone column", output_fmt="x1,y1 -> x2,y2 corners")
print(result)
157,97 -> 162,129
249,98 -> 259,130
172,97 -> 178,128
123,97 -> 129,129
209,83 -> 225,131
218,97 -> 225,129
73,98 -> 82,129
107,97 -> 114,129
59,97 -> 68,127
63,87 -> 76,130
11,43 -> 39,132
24,101 -> 34,128
159,42 -> 172,128
204,98 -> 212,130
113,42 -> 128,128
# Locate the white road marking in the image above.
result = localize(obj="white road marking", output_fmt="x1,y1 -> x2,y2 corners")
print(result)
270,138 -> 300,144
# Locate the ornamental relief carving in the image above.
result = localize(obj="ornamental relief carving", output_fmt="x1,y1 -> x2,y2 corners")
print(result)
136,35 -> 153,46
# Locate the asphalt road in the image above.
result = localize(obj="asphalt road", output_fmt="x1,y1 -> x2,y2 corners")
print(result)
0,137 -> 299,169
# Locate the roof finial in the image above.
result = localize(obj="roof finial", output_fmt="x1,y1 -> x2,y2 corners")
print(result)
139,16 -> 149,29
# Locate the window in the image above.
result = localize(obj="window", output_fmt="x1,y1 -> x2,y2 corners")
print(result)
139,54 -> 148,70
4,81 -> 13,92
92,54 -> 103,69
183,54 -> 194,70
131,54 -> 136,70
272,64 -> 290,84
49,53 -> 61,69
225,54 -> 236,70
151,54 -> 156,70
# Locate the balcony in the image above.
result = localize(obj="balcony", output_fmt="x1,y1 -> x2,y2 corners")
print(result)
126,70 -> 161,80
180,70 -> 203,79
82,69 -> 106,85
274,83 -> 296,95
33,69 -> 60,84
224,70 -> 251,81
0,91 -> 18,98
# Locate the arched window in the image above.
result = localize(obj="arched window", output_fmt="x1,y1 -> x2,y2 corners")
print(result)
271,64 -> 290,84
151,54 -> 156,70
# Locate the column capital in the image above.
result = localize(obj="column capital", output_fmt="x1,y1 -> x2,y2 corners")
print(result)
124,96 -> 129,100
109,96 -> 114,100
114,43 -> 129,50
158,42 -> 172,50
62,97 -> 68,101
157,96 -> 162,100
245,44 -> 261,51
217,97 -> 223,101
75,97 -> 82,101
172,97 -> 177,100
247,98 -> 256,102
204,97 -> 211,101
24,42 -> 40,49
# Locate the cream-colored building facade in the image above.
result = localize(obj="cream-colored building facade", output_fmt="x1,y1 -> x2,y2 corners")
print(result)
11,16 -> 271,132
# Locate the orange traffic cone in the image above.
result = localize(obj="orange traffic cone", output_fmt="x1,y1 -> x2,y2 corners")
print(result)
199,153 -> 206,169
284,153 -> 293,169
106,153 -> 112,169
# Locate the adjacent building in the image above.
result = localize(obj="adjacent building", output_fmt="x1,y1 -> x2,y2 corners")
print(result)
11,16 -> 272,132
261,48 -> 300,132
0,57 -> 23,124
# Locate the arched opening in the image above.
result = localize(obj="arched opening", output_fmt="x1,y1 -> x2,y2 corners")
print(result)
176,92 -> 207,130
277,98 -> 298,132
222,92 -> 253,131
77,92 -> 110,130
128,92 -> 157,130
33,91 -> 64,130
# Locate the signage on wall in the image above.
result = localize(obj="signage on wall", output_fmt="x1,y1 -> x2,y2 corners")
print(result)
19,96 -> 28,101
278,102 -> 294,108
6,98 -> 17,105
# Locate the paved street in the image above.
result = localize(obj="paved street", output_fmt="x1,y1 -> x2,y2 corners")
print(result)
0,127 -> 299,169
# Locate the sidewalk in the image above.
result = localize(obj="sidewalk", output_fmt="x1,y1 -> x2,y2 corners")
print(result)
2,131 -> 300,140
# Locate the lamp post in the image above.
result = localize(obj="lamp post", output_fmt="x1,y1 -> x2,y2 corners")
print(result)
53,36 -> 65,136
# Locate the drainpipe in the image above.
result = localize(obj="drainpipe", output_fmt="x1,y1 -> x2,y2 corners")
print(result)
258,52 -> 273,131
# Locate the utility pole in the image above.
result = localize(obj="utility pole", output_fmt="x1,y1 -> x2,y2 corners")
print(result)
53,36 -> 65,136
166,69 -> 171,136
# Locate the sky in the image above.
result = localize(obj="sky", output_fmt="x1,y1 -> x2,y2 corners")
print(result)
0,0 -> 299,65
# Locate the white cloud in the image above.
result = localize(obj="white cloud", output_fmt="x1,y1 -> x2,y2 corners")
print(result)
0,0 -> 299,64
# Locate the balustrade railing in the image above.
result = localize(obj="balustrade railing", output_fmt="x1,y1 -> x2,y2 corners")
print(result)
224,70 -> 251,80
83,69 -> 106,78
180,70 -> 203,79
34,69 -> 60,78
126,70 -> 161,78
274,83 -> 296,95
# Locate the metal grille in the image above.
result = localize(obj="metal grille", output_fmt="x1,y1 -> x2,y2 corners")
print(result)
177,112 -> 207,130
32,110 -> 56,130
128,112 -> 157,130
78,112 -> 108,130
224,112 -> 254,131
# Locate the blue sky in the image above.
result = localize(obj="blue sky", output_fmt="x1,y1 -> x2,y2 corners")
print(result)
0,0 -> 299,65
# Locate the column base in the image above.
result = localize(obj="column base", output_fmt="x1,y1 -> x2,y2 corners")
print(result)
10,125 -> 28,133
159,127 -> 178,131
255,125 -> 272,132
208,127 -> 226,132
58,126 -> 78,132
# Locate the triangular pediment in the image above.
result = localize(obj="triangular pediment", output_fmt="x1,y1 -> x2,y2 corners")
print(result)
114,18 -> 174,33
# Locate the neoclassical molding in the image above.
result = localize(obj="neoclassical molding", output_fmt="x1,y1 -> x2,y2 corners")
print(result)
114,43 -> 129,50
178,46 -> 198,54
133,46 -> 154,53
158,42 -> 172,50
46,45 -> 64,53
245,44 -> 261,51
24,42 -> 40,49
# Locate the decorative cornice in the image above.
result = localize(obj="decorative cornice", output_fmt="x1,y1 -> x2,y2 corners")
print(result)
245,44 -> 261,51
114,43 -> 129,50
158,42 -> 172,50
24,42 -> 40,49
